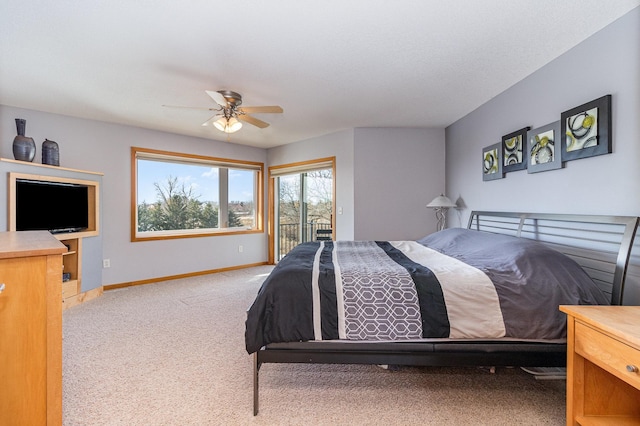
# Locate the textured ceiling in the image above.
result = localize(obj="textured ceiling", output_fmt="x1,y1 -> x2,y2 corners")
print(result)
1,1 -> 638,148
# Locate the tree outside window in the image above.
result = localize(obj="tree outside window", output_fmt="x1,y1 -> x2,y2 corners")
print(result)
132,147 -> 262,241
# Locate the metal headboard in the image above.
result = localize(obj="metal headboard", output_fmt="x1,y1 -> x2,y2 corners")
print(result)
467,211 -> 639,306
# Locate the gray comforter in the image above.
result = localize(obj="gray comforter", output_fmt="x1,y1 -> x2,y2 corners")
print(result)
245,228 -> 609,354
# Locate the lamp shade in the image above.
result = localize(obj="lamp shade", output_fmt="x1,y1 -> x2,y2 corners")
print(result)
427,194 -> 456,208
213,117 -> 243,133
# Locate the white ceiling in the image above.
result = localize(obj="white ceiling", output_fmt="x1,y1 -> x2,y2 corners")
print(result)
1,1 -> 638,149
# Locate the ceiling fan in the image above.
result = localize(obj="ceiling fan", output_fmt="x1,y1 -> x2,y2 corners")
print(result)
163,90 -> 283,134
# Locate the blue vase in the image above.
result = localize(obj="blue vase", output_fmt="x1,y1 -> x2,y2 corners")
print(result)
12,118 -> 36,162
42,139 -> 60,166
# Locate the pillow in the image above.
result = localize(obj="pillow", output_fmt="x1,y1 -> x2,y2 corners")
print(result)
418,227 -> 610,305
418,227 -> 610,338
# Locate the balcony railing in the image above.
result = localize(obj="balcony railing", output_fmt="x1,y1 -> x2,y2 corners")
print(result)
278,222 -> 332,259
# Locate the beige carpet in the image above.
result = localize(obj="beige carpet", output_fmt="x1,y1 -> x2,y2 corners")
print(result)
63,266 -> 566,425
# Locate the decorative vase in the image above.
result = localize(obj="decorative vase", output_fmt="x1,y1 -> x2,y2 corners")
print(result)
12,118 -> 36,162
42,139 -> 60,166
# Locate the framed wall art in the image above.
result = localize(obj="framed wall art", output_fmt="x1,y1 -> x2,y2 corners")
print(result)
482,142 -> 503,181
502,127 -> 530,173
527,121 -> 563,173
561,94 -> 611,161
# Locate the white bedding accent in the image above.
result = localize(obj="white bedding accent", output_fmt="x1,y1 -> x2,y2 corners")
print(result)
390,241 -> 506,338
311,242 -> 324,340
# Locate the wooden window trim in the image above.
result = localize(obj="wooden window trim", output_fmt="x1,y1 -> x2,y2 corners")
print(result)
131,146 -> 264,242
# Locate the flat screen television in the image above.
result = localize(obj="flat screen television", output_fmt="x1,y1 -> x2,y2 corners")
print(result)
15,178 -> 89,234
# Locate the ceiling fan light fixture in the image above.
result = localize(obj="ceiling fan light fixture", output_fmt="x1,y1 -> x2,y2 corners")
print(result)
165,90 -> 282,134
213,117 -> 243,133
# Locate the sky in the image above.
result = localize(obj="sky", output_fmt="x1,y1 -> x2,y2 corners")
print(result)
137,159 -> 254,204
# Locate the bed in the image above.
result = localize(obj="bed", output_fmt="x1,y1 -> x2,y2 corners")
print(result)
246,211 -> 639,415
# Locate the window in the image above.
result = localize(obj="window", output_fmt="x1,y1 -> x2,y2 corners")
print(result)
131,147 -> 263,241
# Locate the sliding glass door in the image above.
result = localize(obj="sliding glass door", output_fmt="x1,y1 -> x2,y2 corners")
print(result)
270,158 -> 335,261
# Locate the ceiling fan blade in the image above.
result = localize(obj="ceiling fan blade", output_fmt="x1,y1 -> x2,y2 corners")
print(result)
202,114 -> 223,127
238,114 -> 269,128
238,105 -> 283,114
205,90 -> 228,107
162,104 -> 218,111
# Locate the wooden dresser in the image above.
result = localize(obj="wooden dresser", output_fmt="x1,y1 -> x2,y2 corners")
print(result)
0,231 -> 66,425
560,305 -> 640,426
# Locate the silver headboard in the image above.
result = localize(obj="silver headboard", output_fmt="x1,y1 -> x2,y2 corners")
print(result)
467,211 -> 639,305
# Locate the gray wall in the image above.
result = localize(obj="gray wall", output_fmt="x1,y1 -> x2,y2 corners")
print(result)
268,129 -> 356,240
354,128 -> 446,240
268,127 -> 446,242
445,7 -> 640,304
445,7 -> 640,224
0,106 -> 268,286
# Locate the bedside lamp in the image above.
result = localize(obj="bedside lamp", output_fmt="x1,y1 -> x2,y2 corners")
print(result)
427,194 -> 456,232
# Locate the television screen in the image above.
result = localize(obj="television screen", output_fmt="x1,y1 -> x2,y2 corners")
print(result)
16,179 -> 89,233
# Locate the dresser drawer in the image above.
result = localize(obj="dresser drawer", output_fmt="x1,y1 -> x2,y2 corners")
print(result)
575,321 -> 640,389
62,280 -> 78,298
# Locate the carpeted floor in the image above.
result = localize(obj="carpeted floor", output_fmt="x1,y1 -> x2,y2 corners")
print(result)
62,266 -> 566,425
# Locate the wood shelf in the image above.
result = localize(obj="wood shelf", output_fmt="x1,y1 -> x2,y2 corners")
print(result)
8,171 -> 100,239
2,160 -> 103,310
0,157 -> 103,176
60,238 -> 81,306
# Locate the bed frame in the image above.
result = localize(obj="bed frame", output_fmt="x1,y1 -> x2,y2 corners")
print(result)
251,211 -> 639,415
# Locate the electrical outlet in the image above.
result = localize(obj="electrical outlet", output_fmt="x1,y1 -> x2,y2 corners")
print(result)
238,245 -> 243,253
103,259 -> 111,268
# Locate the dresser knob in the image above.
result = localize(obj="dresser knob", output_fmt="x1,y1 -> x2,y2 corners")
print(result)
0,283 -> 5,294
627,365 -> 639,373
